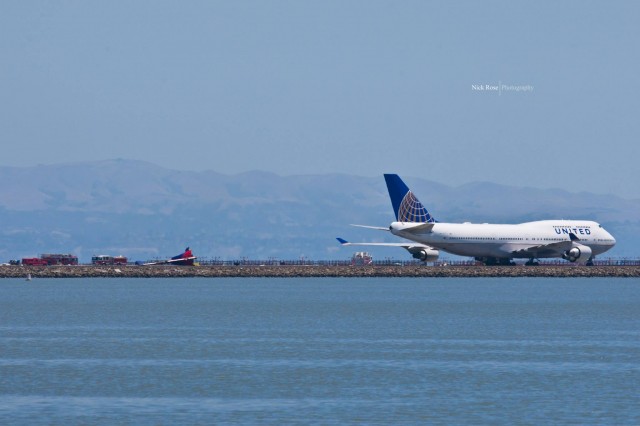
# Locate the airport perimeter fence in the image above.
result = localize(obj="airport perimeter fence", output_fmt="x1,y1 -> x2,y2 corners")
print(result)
188,258 -> 640,267
8,258 -> 639,267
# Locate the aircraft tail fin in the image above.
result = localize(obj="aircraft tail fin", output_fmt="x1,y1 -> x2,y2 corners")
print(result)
170,247 -> 195,265
383,174 -> 435,223
172,247 -> 193,260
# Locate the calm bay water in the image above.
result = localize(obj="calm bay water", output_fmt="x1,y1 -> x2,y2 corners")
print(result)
1,277 -> 639,425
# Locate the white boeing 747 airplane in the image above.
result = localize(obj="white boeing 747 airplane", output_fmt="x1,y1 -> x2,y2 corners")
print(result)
339,174 -> 616,265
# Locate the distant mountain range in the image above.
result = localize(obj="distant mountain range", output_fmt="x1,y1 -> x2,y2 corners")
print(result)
1,159 -> 638,262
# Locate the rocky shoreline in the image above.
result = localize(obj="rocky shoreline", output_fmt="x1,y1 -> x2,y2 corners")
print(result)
2,265 -> 640,278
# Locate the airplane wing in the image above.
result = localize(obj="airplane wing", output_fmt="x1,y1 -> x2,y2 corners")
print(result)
337,238 -> 437,257
337,238 -> 439,261
143,256 -> 197,266
350,224 -> 390,231
510,241 -> 573,258
398,223 -> 435,233
351,223 -> 435,233
510,233 -> 581,258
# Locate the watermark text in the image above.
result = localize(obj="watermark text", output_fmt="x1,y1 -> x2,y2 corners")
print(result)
471,81 -> 534,95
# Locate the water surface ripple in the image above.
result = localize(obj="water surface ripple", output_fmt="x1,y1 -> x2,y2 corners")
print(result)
1,277 -> 639,424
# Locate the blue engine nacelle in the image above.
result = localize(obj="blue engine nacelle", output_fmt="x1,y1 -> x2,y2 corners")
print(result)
562,244 -> 592,263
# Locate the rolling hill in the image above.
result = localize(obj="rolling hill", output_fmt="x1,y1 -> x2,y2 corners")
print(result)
0,160 -> 637,262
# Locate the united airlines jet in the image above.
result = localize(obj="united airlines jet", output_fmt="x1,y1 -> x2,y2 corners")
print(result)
340,174 -> 616,265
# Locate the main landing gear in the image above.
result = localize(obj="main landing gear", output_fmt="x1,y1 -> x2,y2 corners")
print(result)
525,258 -> 540,266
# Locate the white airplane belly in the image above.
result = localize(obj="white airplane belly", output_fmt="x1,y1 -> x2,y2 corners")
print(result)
437,242 -> 509,258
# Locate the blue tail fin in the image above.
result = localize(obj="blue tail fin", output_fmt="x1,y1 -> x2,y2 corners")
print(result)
383,174 -> 435,223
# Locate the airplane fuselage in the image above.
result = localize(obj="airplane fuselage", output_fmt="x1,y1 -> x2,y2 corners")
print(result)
342,175 -> 617,264
390,220 -> 616,260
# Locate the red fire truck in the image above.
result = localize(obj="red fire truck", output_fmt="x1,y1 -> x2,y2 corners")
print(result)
41,254 -> 78,265
21,258 -> 49,266
91,255 -> 128,265
351,252 -> 373,265
22,254 -> 79,266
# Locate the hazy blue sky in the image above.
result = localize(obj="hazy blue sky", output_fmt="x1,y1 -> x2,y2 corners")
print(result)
2,1 -> 639,198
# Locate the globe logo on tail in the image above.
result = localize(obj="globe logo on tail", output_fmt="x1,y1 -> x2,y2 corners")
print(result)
398,191 -> 434,223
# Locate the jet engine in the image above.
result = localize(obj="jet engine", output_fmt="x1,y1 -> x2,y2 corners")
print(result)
562,244 -> 592,263
411,248 -> 440,262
